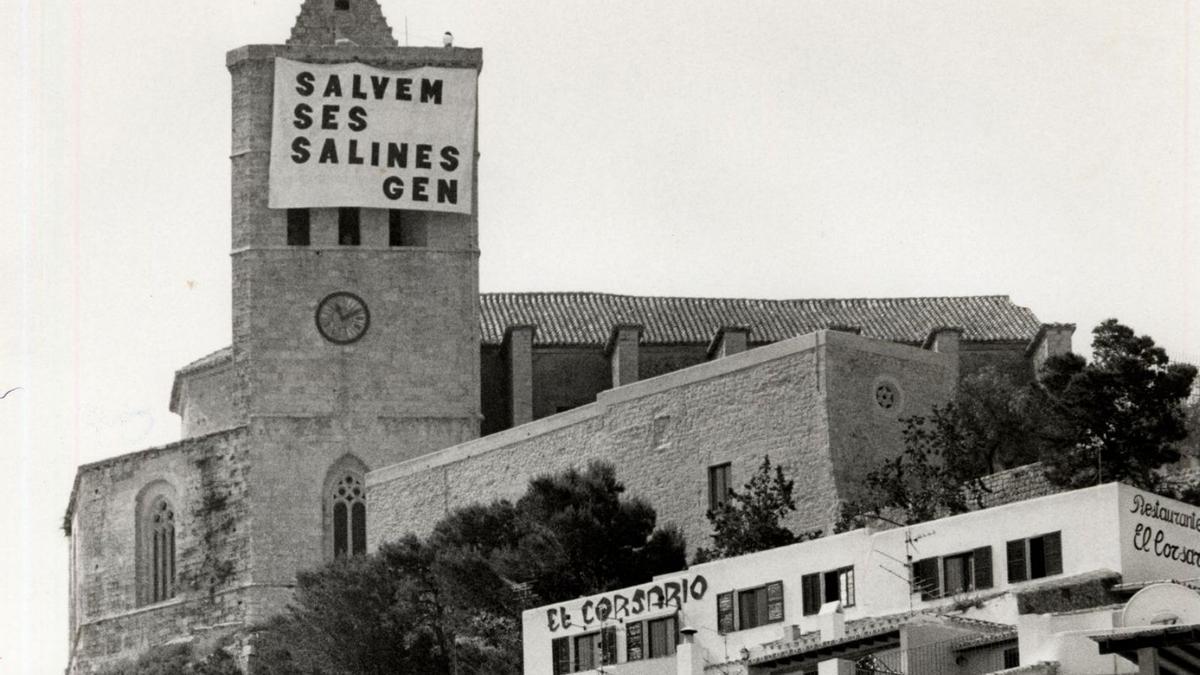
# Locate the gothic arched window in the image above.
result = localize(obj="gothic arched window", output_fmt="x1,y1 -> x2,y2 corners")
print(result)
148,498 -> 176,601
324,456 -> 369,560
331,474 -> 366,558
136,481 -> 178,606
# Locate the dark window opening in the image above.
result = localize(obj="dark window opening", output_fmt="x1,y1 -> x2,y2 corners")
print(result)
338,208 -> 360,245
1004,646 -> 1020,668
943,552 -> 974,596
335,0 -> 350,10
389,210 -> 428,246
1007,531 -> 1062,583
708,463 -> 732,511
804,567 -> 854,615
915,547 -> 992,599
287,209 -> 310,246
551,637 -> 570,675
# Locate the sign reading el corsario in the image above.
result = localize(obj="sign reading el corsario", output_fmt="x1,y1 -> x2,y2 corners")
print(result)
269,58 -> 476,214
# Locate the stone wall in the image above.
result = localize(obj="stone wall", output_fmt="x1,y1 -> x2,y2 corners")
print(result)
824,337 -> 957,504
479,338 -> 1030,437
369,331 -> 958,555
176,363 -> 238,439
68,428 -> 251,673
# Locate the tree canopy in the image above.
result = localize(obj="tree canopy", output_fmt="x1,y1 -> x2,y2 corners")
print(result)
1039,319 -> 1196,490
841,319 -> 1198,528
251,460 -> 685,675
694,456 -> 815,562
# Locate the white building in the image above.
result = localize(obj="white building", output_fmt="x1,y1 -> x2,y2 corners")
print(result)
522,483 -> 1200,674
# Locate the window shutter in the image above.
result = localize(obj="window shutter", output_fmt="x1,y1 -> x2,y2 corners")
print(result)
912,557 -> 940,600
766,580 -> 785,623
626,621 -> 644,661
717,591 -> 735,634
972,546 -> 993,590
802,573 -> 821,615
1042,531 -> 1063,576
601,627 -> 617,665
1006,539 -> 1027,583
551,637 -> 570,675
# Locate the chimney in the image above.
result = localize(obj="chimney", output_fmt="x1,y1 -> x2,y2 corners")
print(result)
1027,323 -> 1076,378
706,326 -> 751,360
922,326 -> 963,355
504,325 -> 536,427
817,602 -> 848,675
606,324 -> 643,388
923,326 -> 963,386
675,625 -> 704,675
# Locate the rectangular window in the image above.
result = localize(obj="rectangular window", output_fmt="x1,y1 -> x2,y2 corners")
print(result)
572,628 -> 615,672
551,637 -> 570,675
1007,531 -> 1062,583
647,615 -> 678,658
286,209 -> 310,245
335,0 -> 350,10
626,620 -> 644,661
708,463 -> 732,511
736,581 -> 784,630
801,573 -> 821,615
803,566 -> 854,615
915,547 -> 992,599
716,591 -> 735,634
943,552 -> 973,596
389,210 -> 428,247
338,207 -> 360,245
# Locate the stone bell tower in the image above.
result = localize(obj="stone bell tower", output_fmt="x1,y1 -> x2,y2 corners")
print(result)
226,0 -> 482,619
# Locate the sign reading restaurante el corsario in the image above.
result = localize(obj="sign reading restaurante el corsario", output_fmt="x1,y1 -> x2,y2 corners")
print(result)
269,58 -> 476,214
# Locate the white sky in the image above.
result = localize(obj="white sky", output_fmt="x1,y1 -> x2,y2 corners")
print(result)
1,1 -> 1197,672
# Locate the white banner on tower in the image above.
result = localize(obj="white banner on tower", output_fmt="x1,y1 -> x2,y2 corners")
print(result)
268,58 -> 476,214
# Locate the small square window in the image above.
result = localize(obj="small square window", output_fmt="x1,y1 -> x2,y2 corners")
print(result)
338,208 -> 360,246
335,0 -> 350,10
287,209 -> 310,246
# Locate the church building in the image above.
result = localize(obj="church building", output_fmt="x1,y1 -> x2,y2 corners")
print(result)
64,2 -> 1073,672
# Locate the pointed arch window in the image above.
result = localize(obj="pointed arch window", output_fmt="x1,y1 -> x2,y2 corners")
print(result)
331,473 -> 366,558
136,481 -> 178,606
324,456 -> 369,560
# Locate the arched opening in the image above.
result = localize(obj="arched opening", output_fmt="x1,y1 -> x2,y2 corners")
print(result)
323,456 -> 369,560
135,480 -> 178,606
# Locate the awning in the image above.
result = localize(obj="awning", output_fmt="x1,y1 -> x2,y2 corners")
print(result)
1091,623 -> 1200,675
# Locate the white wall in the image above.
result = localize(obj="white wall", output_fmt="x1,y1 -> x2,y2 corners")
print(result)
522,483 -> 1200,675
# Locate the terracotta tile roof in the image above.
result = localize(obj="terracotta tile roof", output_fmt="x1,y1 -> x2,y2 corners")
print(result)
751,611 -> 1015,665
480,293 -> 1042,347
175,293 -> 1043,374
971,463 -> 1060,510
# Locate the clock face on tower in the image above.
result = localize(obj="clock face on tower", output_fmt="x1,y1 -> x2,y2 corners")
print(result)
315,292 -> 370,345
